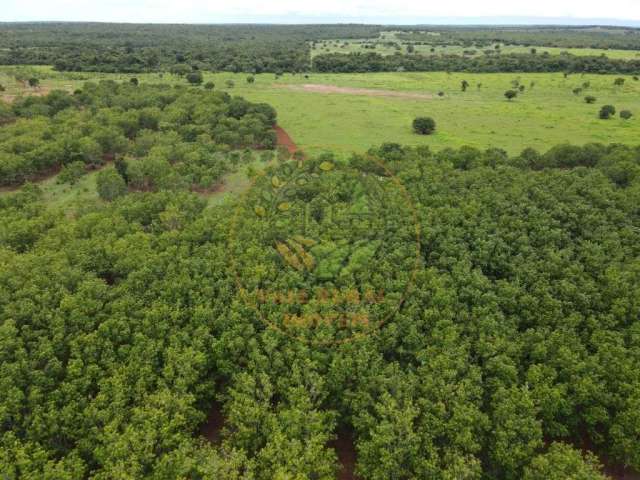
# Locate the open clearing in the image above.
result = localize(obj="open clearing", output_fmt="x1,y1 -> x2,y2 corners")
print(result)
275,82 -> 435,99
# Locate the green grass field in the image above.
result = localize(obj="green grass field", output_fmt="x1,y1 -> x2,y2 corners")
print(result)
2,66 -> 640,182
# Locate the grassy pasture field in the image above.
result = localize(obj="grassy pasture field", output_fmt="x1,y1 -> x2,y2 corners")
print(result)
2,66 -> 640,156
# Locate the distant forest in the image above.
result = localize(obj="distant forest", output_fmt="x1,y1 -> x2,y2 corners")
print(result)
1,23 -> 640,74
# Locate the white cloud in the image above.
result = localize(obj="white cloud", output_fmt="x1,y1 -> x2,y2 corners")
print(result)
2,0 -> 640,23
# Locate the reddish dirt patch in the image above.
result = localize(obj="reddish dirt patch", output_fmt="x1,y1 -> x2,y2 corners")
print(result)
275,125 -> 300,156
275,83 -> 435,100
200,401 -> 225,444
1,86 -> 53,104
328,427 -> 360,480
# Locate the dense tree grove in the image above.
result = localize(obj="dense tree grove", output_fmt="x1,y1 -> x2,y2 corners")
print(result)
2,24 -> 639,74
397,25 -> 640,51
0,81 -> 277,186
0,23 -> 383,74
1,139 -> 639,478
313,51 -> 640,74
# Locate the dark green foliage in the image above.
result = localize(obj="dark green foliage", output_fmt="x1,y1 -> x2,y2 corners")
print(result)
504,89 -> 518,101
585,95 -> 597,104
412,116 -> 436,135
246,75 -> 255,84
204,81 -> 215,90
1,142 -> 639,478
620,110 -> 633,120
186,70 -> 203,85
614,77 -> 626,86
599,104 -> 617,119
313,51 -> 640,74
0,81 -> 277,186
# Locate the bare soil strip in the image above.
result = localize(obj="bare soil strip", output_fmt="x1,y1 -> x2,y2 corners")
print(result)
200,401 -> 225,444
328,427 -> 360,480
275,83 -> 435,100
275,124 -> 300,155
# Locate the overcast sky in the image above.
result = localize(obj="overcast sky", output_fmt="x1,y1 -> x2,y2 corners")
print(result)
2,0 -> 640,24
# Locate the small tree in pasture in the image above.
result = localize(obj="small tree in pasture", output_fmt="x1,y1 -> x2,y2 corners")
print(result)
412,117 -> 436,135
504,90 -> 518,101
599,105 -> 616,119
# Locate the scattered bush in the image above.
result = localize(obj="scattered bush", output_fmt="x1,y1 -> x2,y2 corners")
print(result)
504,90 -> 518,101
204,81 -> 215,90
599,105 -> 616,119
584,95 -> 597,104
620,110 -> 633,120
412,116 -> 436,135
186,71 -> 203,85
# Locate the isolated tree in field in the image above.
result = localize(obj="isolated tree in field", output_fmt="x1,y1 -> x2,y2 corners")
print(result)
28,78 -> 39,88
246,75 -> 255,84
204,81 -> 215,90
407,44 -> 415,53
620,110 -> 633,120
519,85 -> 526,93
530,48 -> 537,54
412,117 -> 436,135
585,96 -> 597,104
504,90 -> 518,101
634,76 -> 639,81
599,105 -> 616,119
614,77 -> 625,87
461,80 -> 469,92
225,79 -> 235,88
0,84 -> 5,92
573,87 -> 583,95
130,77 -> 139,86
96,168 -> 127,201
186,71 -> 203,85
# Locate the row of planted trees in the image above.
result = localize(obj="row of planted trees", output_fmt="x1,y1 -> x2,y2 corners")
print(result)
1,140 -> 639,478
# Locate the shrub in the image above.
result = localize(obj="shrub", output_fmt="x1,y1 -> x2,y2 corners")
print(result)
204,81 -> 215,90
57,161 -> 86,185
599,105 -> 616,119
186,71 -> 203,85
96,167 -> 127,201
225,79 -> 235,88
412,117 -> 436,135
504,90 -> 518,101
246,75 -> 255,84
620,110 -> 633,120
584,95 -> 597,104
614,77 -> 625,86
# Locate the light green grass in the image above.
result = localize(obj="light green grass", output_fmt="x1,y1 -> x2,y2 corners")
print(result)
203,71 -> 640,156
